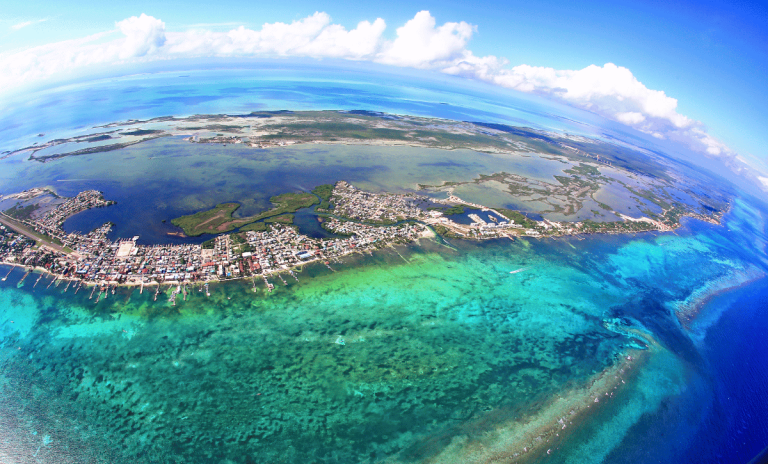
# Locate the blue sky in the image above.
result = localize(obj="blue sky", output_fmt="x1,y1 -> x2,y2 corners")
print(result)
2,0 -> 767,185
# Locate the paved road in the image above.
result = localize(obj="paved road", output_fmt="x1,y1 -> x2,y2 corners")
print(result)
0,213 -> 73,256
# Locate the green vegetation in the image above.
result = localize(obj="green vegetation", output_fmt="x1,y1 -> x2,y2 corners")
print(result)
30,134 -> 170,163
624,185 -> 673,210
418,181 -> 460,189
263,192 -> 318,217
184,125 -> 243,133
312,184 -> 334,210
312,184 -> 334,201
84,134 -> 113,142
171,192 -> 318,236
0,214 -> 68,250
580,219 -> 656,233
171,203 -> 242,236
122,129 -> 164,136
565,163 -> 601,176
201,238 -> 216,249
4,203 -> 40,220
428,205 -> 466,216
496,209 -> 539,228
239,222 -> 268,232
257,116 -> 520,152
598,202 -> 613,211
443,205 -> 466,216
265,214 -> 294,224
431,224 -> 461,239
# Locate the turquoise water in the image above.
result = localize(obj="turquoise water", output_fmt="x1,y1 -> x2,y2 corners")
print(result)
1,195 -> 766,462
1,66 -> 767,463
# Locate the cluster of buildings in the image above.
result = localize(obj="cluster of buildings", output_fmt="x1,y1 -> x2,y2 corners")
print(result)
321,218 -> 425,245
330,181 -> 427,223
0,225 -> 38,266
187,135 -> 300,149
1,180 -> 702,294
0,186 -> 430,290
31,190 -> 114,242
327,182 -> 536,240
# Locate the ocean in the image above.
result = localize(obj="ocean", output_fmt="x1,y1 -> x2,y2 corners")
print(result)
0,65 -> 767,463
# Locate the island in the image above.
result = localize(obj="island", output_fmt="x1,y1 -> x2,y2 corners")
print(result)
0,110 -> 729,303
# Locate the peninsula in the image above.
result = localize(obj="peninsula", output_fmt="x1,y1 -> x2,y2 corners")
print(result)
0,110 -> 729,302
2,175 -> 722,302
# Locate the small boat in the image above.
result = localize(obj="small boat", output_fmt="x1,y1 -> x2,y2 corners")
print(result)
509,267 -> 528,275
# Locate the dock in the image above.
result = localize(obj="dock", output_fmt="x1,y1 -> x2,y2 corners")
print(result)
261,275 -> 273,292
2,265 -> 15,281
18,269 -> 30,286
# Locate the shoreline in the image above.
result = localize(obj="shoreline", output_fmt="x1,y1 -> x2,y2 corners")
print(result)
0,205 -> 724,294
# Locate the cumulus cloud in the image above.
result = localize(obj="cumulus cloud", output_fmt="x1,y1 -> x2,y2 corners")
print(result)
0,10 -> 757,184
377,10 -> 474,68
157,12 -> 385,60
116,13 -> 166,59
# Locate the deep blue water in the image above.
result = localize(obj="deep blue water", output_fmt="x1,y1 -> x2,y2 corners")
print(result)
0,65 -> 767,463
684,280 -> 768,463
598,277 -> 768,464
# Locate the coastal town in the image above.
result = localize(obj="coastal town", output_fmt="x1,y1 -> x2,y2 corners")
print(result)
0,180 -> 722,301
0,183 -> 434,299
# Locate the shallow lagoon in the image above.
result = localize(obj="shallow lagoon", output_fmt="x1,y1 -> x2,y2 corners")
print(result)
1,67 -> 766,463
1,136 -> 666,244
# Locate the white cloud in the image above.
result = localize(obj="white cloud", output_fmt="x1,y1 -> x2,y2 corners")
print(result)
448,62 -> 695,134
11,21 -> 34,31
441,59 -> 750,170
160,12 -> 385,59
376,10 -> 474,68
116,13 -> 166,59
10,18 -> 47,31
0,10 -> 758,185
